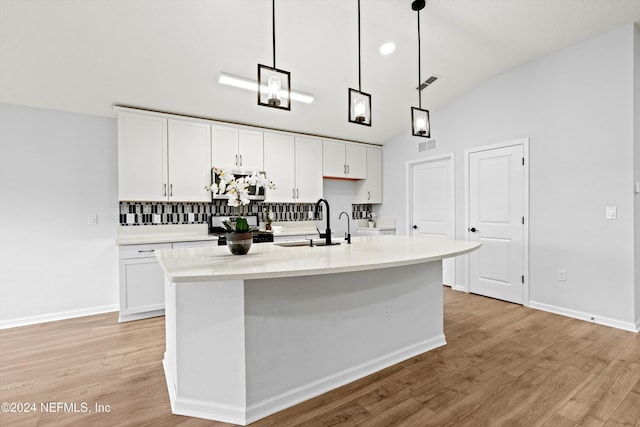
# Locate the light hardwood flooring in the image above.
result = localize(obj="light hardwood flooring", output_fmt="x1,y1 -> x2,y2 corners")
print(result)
1,288 -> 639,426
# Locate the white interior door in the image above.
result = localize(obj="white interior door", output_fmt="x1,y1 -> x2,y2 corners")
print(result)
409,156 -> 455,286
468,144 -> 525,304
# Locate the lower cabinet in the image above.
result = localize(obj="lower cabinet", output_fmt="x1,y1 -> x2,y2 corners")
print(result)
118,240 -> 217,322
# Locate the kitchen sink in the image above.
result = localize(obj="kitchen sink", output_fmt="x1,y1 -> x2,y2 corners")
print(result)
274,240 -> 341,247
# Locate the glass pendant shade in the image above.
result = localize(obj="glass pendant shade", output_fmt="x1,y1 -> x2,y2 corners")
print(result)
411,107 -> 430,138
348,88 -> 372,126
258,64 -> 291,110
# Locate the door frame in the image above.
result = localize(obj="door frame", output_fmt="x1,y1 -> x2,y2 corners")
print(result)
463,138 -> 530,306
406,153 -> 456,286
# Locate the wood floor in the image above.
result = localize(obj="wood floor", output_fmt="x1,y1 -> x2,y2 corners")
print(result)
1,288 -> 639,427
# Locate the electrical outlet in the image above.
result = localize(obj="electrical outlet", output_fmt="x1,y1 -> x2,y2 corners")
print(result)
383,302 -> 391,317
188,213 -> 195,222
153,214 -> 162,223
605,206 -> 617,220
87,214 -> 97,225
557,269 -> 567,281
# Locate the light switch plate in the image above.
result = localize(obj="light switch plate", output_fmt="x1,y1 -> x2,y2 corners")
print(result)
605,206 -> 617,220
87,214 -> 97,225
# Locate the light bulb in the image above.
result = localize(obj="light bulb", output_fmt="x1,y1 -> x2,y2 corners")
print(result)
354,97 -> 366,122
267,76 -> 282,107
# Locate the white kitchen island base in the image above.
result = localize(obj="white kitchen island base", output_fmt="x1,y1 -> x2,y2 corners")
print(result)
163,262 -> 442,425
157,235 -> 480,425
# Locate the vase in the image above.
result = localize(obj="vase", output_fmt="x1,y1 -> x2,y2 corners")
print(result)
226,232 -> 252,255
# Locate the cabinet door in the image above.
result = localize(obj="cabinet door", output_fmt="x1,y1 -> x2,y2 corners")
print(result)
295,137 -> 323,203
322,140 -> 346,178
118,112 -> 168,201
119,257 -> 165,317
168,119 -> 211,202
212,125 -> 239,170
356,147 -> 383,203
345,143 -> 367,179
238,129 -> 264,171
264,132 -> 295,202
367,147 -> 383,203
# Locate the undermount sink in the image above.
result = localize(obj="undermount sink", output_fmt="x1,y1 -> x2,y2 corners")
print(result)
274,240 -> 341,248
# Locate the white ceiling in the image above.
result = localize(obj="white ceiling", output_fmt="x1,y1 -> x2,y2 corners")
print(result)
1,0 -> 639,145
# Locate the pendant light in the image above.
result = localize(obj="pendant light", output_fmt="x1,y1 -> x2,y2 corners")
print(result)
411,0 -> 431,138
258,0 -> 291,110
348,0 -> 372,126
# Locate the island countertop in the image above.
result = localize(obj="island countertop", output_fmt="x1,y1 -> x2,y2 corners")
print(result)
155,235 -> 480,283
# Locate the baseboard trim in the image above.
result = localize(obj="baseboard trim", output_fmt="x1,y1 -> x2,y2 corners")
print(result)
529,300 -> 637,333
0,304 -> 119,330
636,320 -> 640,333
163,335 -> 446,425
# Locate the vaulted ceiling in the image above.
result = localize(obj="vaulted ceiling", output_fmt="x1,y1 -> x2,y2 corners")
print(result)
1,0 -> 639,144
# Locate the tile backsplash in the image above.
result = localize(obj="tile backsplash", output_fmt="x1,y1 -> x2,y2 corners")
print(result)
119,200 -> 372,226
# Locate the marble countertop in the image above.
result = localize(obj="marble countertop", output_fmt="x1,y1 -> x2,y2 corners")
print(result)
115,224 -> 218,245
156,235 -> 481,283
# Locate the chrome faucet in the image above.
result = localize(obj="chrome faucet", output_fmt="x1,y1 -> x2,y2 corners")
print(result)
339,211 -> 351,244
315,198 -> 332,245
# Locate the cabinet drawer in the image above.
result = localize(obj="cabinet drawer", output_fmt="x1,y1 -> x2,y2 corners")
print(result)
119,243 -> 171,260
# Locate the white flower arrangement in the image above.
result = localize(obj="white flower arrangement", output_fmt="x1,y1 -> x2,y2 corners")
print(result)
205,167 -> 275,208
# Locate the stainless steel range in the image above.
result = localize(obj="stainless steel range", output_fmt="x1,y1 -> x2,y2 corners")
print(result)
207,215 -> 274,245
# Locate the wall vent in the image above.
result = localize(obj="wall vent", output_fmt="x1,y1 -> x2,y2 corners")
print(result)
418,138 -> 437,152
416,75 -> 439,91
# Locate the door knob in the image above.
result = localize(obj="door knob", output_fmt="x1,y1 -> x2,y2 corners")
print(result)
412,225 -> 418,229
469,227 -> 478,232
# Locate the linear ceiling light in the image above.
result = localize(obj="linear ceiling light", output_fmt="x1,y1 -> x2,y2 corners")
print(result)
410,0 -> 431,138
219,72 -> 314,104
348,0 -> 372,126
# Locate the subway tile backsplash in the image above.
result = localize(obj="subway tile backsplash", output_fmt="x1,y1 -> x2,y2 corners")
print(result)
119,201 -> 372,226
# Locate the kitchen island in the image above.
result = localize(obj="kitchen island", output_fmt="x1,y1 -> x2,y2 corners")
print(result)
156,235 -> 480,425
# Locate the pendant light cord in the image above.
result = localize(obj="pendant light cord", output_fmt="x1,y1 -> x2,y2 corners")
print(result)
272,0 -> 276,68
358,0 -> 362,91
417,8 -> 422,108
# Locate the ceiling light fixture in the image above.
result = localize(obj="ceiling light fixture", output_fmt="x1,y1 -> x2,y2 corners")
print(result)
219,72 -> 314,104
379,42 -> 396,55
258,0 -> 291,110
410,0 -> 430,138
348,0 -> 372,126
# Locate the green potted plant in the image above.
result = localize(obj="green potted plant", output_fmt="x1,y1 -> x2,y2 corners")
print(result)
205,167 -> 275,255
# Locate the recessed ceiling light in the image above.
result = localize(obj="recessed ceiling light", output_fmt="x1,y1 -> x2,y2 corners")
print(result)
379,42 -> 395,55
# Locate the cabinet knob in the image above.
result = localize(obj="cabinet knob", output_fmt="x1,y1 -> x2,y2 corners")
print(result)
469,227 -> 479,233
412,225 -> 418,229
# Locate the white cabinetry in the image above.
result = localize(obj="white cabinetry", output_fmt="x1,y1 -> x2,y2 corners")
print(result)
118,240 -> 218,322
264,133 -> 322,203
168,119 -> 212,202
119,243 -> 171,322
212,125 -> 264,171
356,147 -> 383,204
118,112 -> 168,201
117,111 -> 211,202
322,140 -> 366,179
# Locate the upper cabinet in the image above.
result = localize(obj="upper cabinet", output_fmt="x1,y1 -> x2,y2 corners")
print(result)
356,147 -> 383,204
212,125 -> 263,171
118,112 -> 168,201
167,119 -> 211,202
322,140 -> 366,179
117,111 -> 211,202
263,133 -> 322,203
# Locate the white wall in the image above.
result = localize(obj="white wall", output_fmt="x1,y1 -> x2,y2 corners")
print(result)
0,104 -> 119,327
634,23 -> 640,330
380,24 -> 637,329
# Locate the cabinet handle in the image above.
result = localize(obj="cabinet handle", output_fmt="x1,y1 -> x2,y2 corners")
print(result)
344,164 -> 347,174
137,249 -> 155,254
346,165 -> 350,174
239,154 -> 243,166
292,188 -> 296,199
163,184 -> 167,197
296,188 -> 299,198
368,191 -> 371,200
170,184 -> 173,197
235,154 -> 239,166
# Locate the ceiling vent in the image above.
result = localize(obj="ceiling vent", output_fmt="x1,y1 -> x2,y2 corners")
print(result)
416,75 -> 439,91
418,138 -> 437,152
